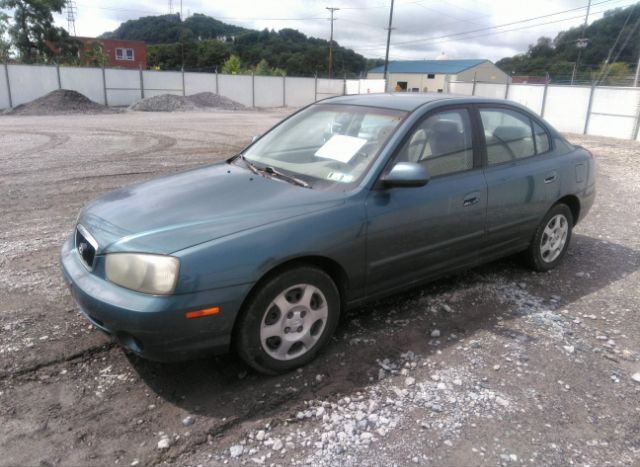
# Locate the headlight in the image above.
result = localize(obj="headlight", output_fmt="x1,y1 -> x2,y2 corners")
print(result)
105,253 -> 180,295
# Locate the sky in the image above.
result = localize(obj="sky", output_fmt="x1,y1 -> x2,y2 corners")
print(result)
49,0 -> 639,61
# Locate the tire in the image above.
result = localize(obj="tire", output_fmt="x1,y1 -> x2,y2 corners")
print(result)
234,265 -> 341,375
525,203 -> 573,272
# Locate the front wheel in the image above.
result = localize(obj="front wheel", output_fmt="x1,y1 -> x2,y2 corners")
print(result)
525,203 -> 573,272
234,266 -> 341,374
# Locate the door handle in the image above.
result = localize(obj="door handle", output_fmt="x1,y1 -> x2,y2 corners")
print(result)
463,196 -> 479,207
544,173 -> 557,184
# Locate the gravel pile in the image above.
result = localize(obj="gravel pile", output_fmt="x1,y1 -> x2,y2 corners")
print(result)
129,92 -> 245,112
4,89 -> 117,116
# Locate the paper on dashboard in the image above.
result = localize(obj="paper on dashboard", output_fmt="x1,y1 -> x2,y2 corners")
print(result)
314,134 -> 367,164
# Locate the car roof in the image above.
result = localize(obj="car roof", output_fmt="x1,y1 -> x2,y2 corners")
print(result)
319,93 -> 501,112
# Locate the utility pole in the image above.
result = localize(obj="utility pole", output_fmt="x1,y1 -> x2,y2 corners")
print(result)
571,0 -> 591,85
66,0 -> 77,37
634,54 -> 640,87
168,0 -> 173,14
326,7 -> 339,79
383,0 -> 395,91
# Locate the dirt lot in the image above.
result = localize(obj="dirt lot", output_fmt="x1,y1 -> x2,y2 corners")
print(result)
0,110 -> 638,467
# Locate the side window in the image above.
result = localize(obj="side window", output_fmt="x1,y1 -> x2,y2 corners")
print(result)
398,109 -> 474,177
480,108 -> 535,164
533,121 -> 550,154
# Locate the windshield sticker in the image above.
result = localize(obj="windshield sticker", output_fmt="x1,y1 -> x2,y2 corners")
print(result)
314,135 -> 367,164
327,172 -> 355,183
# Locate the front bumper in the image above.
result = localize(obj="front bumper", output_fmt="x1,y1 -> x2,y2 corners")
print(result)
60,236 -> 253,361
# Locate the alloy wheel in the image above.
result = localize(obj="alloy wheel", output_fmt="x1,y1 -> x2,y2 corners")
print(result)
259,283 -> 328,361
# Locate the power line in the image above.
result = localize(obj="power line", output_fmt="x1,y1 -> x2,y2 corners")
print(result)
355,0 -> 635,51
362,0 -> 619,49
597,12 -> 640,83
595,3 -> 637,83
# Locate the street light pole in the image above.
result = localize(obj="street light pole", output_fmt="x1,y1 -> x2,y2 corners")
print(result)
383,0 -> 395,91
326,7 -> 340,79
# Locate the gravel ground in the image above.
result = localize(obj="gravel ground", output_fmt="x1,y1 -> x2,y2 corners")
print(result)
0,111 -> 638,467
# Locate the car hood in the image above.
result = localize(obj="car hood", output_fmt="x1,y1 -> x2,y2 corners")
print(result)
79,162 -> 346,254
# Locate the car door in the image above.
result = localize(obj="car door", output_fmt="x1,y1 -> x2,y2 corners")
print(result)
477,105 -> 559,256
364,106 -> 488,295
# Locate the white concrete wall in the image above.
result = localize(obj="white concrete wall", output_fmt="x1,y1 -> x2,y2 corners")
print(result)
449,82 -> 474,95
506,85 -> 545,115
284,77 -> 315,108
7,64 -> 59,106
218,73 -> 253,107
255,76 -> 284,107
316,78 -> 345,99
104,68 -> 140,106
142,70 -> 182,98
544,86 -> 591,134
345,79 -> 385,94
1,63 -> 638,140
59,67 -> 104,105
587,87 -> 640,140
184,72 -> 217,95
475,82 -> 507,99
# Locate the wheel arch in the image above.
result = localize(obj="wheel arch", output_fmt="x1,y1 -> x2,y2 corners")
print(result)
555,194 -> 581,225
231,255 -> 350,338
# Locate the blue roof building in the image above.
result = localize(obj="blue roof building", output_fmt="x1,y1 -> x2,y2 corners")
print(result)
368,59 -> 487,75
367,59 -> 509,92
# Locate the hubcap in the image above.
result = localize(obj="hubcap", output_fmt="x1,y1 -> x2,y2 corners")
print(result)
260,284 -> 328,361
539,214 -> 569,263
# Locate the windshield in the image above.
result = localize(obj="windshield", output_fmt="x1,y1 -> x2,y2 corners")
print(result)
241,104 -> 407,190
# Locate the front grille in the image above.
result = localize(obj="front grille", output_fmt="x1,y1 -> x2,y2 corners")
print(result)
75,224 -> 98,270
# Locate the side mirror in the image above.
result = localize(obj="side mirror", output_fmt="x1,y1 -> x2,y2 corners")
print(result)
381,162 -> 430,188
251,135 -> 260,143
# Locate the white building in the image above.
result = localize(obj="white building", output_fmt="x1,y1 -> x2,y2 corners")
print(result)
367,59 -> 509,93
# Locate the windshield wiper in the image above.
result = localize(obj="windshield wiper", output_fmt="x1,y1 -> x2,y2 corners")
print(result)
233,154 -> 310,188
234,154 -> 260,175
263,166 -> 311,188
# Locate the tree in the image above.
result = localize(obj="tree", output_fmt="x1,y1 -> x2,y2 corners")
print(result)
103,14 -> 372,77
82,40 -> 108,67
222,54 -> 241,74
0,12 -> 11,60
594,62 -> 632,85
497,4 -> 640,81
0,0 -> 80,63
254,58 -> 270,75
196,40 -> 230,70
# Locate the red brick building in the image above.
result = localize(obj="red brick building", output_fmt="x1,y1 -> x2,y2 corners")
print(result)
78,37 -> 147,69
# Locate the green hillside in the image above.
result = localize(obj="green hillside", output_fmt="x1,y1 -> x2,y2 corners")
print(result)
496,3 -> 640,83
102,13 -> 382,77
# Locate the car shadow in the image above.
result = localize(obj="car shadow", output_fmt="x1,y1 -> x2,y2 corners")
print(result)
125,233 -> 639,425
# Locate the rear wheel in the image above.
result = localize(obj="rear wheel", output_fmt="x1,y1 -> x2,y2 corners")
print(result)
525,203 -> 573,272
234,266 -> 340,374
